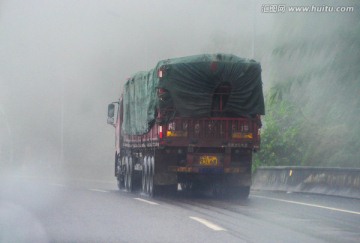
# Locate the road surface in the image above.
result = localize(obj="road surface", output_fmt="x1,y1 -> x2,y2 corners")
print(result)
1,173 -> 359,242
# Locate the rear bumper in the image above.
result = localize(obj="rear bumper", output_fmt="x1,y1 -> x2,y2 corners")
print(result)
173,166 -> 252,187
168,166 -> 248,174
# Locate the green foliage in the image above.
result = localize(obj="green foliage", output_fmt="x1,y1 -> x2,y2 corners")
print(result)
253,98 -> 303,171
255,10 -> 360,169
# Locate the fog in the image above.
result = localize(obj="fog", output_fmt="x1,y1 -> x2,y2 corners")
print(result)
0,0 -> 359,180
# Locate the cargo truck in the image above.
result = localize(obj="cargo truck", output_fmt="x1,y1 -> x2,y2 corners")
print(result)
107,54 -> 264,198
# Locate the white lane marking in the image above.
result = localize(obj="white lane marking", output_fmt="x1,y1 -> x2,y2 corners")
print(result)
89,189 -> 109,193
49,183 -> 66,187
134,198 -> 159,205
252,195 -> 360,216
190,216 -> 227,231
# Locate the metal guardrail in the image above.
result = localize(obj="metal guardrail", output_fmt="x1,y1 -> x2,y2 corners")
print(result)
252,166 -> 360,199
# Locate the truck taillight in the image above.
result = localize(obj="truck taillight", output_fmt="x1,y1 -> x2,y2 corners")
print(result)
159,125 -> 164,139
158,88 -> 167,96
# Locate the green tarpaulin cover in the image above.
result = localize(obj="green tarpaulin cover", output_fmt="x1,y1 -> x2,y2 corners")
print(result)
122,54 -> 265,135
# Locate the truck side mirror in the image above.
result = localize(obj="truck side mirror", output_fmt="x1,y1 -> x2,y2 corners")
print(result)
107,103 -> 116,125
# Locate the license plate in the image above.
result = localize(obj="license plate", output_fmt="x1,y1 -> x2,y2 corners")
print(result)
199,156 -> 218,166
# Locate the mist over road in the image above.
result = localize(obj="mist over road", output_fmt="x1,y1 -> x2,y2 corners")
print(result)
1,174 -> 359,242
1,1 -> 359,242
0,0 -> 270,172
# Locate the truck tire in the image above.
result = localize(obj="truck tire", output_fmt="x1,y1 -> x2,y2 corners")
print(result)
143,156 -> 149,195
147,156 -> 155,197
115,153 -> 118,177
126,156 -> 134,192
117,156 -> 125,190
124,157 -> 129,190
142,156 -> 148,193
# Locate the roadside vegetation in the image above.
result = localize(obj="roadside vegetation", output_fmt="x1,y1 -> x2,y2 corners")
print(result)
254,10 -> 360,170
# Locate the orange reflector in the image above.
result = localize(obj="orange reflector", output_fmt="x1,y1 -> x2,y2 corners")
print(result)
232,132 -> 253,139
166,130 -> 187,137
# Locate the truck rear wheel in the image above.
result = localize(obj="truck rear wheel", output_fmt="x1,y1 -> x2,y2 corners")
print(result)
129,157 -> 134,192
147,156 -> 155,197
142,156 -> 148,193
117,156 -> 125,190
124,157 -> 128,190
142,156 -> 154,197
124,156 -> 134,192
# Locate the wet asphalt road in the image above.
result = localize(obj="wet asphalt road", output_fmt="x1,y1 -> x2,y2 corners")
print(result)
1,174 -> 359,243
